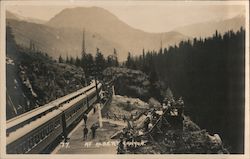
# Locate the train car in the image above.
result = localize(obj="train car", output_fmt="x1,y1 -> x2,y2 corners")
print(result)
6,81 -> 102,154
6,82 -> 97,134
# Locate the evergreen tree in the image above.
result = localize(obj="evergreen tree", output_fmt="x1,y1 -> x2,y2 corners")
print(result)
58,55 -> 64,63
81,53 -> 95,79
126,52 -> 132,68
122,29 -> 245,153
95,48 -> 106,77
66,55 -> 69,64
106,55 -> 114,67
113,48 -> 119,66
69,56 -> 74,65
75,56 -> 81,67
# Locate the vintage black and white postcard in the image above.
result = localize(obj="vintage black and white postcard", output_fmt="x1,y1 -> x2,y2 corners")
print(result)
0,0 -> 249,159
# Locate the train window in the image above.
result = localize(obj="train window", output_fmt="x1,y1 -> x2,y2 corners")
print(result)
43,128 -> 47,136
37,134 -> 40,142
16,144 -> 22,154
25,141 -> 29,152
46,126 -> 49,134
29,137 -> 33,147
55,119 -> 60,128
35,133 -> 38,142
41,130 -> 44,139
21,142 -> 26,153
15,147 -> 19,154
49,124 -> 52,132
40,131 -> 43,140
48,125 -> 51,132
44,128 -> 47,137
50,124 -> 54,131
39,131 -> 42,141
49,124 -> 52,130
32,136 -> 35,145
34,135 -> 38,143
34,136 -> 37,144
30,136 -> 35,148
15,144 -> 21,154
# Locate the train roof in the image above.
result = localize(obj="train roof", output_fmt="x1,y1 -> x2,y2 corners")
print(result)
7,82 -> 97,131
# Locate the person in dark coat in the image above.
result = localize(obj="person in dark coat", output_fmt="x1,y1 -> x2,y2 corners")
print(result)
144,117 -> 150,132
83,113 -> 88,124
123,115 -> 127,123
91,123 -> 98,139
117,137 -> 125,154
83,125 -> 88,140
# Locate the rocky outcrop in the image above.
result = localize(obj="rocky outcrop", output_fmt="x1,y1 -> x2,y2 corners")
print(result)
102,94 -> 229,154
103,67 -> 151,101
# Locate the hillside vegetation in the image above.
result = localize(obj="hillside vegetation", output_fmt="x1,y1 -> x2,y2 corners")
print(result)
123,28 -> 245,153
6,26 -> 86,119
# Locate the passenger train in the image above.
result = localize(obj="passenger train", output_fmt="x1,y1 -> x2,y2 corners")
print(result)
6,80 -> 102,154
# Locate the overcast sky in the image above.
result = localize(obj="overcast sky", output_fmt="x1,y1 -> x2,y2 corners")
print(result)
6,3 -> 246,33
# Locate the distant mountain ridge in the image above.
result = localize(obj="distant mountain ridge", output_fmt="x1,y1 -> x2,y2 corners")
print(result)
174,15 -> 245,38
6,7 -> 188,61
6,7 -> 245,61
6,10 -> 46,24
6,11 -> 20,20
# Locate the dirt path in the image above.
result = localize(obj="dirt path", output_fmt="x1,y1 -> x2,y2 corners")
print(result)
53,105 -> 124,154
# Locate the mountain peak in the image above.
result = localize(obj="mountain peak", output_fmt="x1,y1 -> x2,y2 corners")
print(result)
47,6 -> 119,29
9,7 -> 188,61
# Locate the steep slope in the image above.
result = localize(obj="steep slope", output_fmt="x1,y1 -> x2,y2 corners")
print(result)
6,25 -> 26,119
7,19 -> 126,60
6,26 -> 87,119
103,95 -> 228,154
6,10 -> 45,24
175,15 -> 245,38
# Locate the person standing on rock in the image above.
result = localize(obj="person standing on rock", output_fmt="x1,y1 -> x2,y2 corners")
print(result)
117,137 -> 125,154
144,117 -> 150,132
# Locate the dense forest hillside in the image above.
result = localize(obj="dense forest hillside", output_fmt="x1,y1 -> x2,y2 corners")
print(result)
124,28 -> 245,153
6,26 -> 86,119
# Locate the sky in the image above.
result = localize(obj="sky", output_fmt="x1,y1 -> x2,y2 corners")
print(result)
6,2 -> 246,33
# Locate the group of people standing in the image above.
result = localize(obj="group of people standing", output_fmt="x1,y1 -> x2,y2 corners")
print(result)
82,110 -> 99,141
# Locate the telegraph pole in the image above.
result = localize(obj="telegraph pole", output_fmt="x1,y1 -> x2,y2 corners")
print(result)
93,63 -> 101,103
81,28 -> 88,86
93,63 -> 103,128
82,28 -> 86,56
